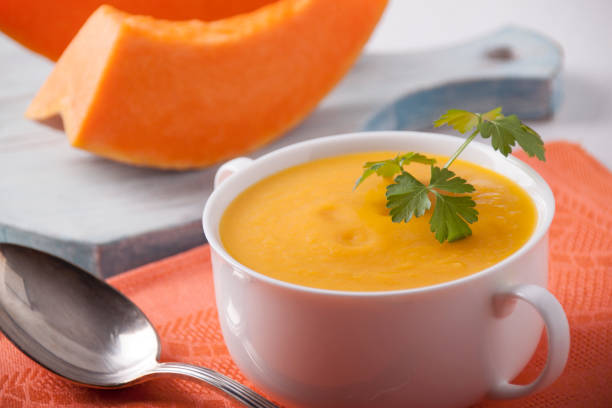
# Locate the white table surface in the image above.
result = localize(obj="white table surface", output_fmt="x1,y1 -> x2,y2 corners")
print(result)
1,0 -> 610,168
366,0 -> 612,169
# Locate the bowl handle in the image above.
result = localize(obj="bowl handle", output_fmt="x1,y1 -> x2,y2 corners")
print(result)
214,157 -> 254,189
487,284 -> 570,399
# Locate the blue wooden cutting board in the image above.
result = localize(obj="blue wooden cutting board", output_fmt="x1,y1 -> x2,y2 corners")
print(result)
0,27 -> 562,278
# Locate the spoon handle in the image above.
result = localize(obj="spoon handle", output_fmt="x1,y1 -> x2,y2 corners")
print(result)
150,362 -> 279,408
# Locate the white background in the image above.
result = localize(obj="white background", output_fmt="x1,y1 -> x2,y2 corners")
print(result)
366,0 -> 612,168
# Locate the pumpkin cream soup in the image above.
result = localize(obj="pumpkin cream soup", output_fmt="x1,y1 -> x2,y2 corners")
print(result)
220,152 -> 536,291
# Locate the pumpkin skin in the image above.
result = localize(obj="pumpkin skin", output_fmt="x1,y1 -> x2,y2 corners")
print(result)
26,1 -> 388,169
0,0 -> 277,61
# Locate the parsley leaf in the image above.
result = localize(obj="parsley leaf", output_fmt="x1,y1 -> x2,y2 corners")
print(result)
479,114 -> 545,160
430,194 -> 478,242
433,109 -> 479,133
427,166 -> 478,242
397,152 -> 437,166
354,152 -> 435,189
386,172 -> 431,222
428,166 -> 475,194
385,166 -> 478,242
481,106 -> 504,121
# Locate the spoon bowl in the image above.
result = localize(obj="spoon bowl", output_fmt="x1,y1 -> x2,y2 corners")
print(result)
0,243 -> 277,407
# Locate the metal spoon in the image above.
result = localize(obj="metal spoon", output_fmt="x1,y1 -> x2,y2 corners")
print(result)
0,243 -> 277,408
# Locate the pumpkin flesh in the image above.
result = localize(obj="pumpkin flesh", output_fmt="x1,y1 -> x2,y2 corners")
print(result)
0,0 -> 278,60
26,0 -> 388,168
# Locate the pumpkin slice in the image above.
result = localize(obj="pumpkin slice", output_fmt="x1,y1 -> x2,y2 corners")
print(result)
26,0 -> 388,169
0,0 -> 277,61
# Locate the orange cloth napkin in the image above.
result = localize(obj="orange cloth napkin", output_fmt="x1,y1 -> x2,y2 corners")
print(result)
1,142 -> 611,407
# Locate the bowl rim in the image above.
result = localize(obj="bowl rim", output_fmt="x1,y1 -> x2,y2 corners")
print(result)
202,130 -> 555,298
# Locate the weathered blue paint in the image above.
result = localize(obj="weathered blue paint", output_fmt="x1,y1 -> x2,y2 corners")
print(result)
364,78 -> 558,131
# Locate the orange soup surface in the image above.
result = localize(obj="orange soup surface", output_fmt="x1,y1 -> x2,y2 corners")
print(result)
220,152 -> 537,291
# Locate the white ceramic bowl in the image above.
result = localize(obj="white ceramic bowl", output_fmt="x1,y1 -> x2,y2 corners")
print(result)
202,131 -> 569,408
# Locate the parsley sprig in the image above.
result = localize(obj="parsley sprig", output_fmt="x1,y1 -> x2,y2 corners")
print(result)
354,152 -> 436,189
355,107 -> 545,243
